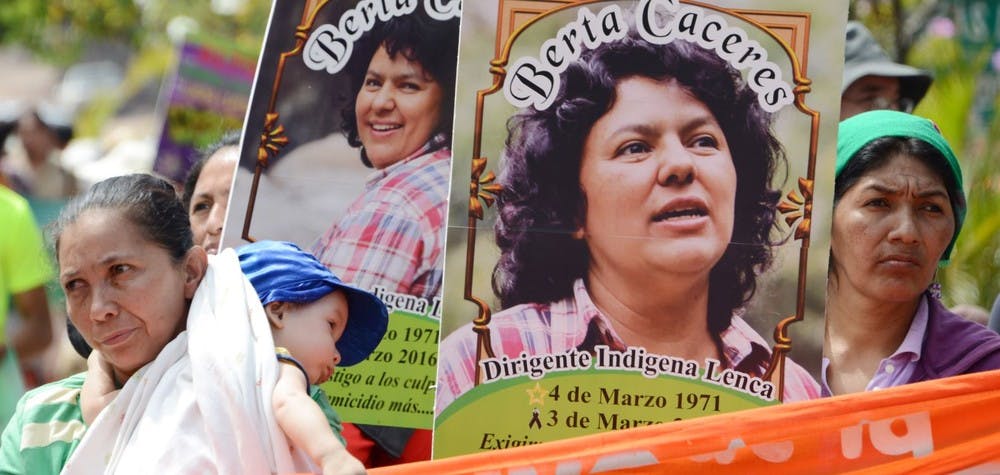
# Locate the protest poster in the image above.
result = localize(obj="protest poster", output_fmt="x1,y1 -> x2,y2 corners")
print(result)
433,0 -> 847,457
151,34 -> 256,184
221,0 -> 462,431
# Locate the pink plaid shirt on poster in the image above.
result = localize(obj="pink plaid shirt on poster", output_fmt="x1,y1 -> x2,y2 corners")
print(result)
435,278 -> 820,415
311,140 -> 450,300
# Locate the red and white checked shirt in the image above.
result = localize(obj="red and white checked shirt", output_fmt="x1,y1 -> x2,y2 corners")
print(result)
311,141 -> 450,300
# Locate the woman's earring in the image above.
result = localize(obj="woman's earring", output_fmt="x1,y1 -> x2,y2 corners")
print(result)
928,281 -> 943,300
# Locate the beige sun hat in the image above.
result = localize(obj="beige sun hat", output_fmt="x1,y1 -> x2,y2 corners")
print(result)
843,21 -> 933,110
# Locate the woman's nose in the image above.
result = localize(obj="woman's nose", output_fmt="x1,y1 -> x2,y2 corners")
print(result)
89,285 -> 118,322
887,208 -> 921,244
372,86 -> 395,111
207,204 -> 226,235
655,141 -> 696,187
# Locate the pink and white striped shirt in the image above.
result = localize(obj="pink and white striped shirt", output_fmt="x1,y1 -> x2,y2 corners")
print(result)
436,278 -> 821,414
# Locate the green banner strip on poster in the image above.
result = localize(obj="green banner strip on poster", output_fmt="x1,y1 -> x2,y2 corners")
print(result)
319,310 -> 439,428
434,371 -> 777,458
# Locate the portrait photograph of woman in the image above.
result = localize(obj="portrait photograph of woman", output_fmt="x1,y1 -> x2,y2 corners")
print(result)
219,0 -> 461,467
432,0 -> 848,458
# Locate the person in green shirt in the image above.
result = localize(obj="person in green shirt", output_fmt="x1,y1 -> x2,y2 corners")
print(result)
0,183 -> 53,430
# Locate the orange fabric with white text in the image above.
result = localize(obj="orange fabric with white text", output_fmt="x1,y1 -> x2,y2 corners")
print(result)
371,370 -> 1000,474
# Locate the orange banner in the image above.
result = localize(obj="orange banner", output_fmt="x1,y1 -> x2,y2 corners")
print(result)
372,370 -> 1000,474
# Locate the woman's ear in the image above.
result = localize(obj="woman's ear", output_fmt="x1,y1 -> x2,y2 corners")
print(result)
182,246 -> 208,299
573,194 -> 587,240
264,302 -> 286,329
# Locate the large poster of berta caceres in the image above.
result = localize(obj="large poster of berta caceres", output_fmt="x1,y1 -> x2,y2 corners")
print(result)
432,0 -> 847,458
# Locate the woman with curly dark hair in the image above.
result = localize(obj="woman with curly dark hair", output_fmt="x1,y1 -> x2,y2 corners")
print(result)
436,32 -> 820,414
311,9 -> 458,301
308,8 -> 460,468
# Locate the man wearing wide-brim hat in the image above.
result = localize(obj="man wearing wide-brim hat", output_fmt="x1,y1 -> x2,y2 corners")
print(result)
840,21 -> 934,120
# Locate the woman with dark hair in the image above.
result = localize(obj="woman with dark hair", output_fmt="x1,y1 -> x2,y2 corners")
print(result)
337,11 -> 457,170
1,174 -> 206,473
824,110 -> 1000,395
437,32 -> 820,413
0,174 -> 341,474
311,9 -> 459,302
182,130 -> 241,255
309,8 -> 460,468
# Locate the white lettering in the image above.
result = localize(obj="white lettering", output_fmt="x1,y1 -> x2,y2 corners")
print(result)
503,6 -> 626,110
424,0 -> 461,21
634,0 -> 794,112
506,1 -> 794,112
303,0 -> 427,74
840,412 -> 935,459
690,438 -> 794,464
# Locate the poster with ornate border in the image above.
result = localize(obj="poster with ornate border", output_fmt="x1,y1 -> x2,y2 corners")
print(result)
433,0 -> 846,458
221,0 -> 462,430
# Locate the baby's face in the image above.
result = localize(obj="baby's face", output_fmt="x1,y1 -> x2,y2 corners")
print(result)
272,290 -> 349,384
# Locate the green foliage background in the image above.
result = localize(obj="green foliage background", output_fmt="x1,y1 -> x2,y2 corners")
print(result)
0,0 -> 272,137
853,0 -> 1000,311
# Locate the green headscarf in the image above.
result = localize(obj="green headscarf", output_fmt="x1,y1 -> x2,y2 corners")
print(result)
836,110 -> 966,264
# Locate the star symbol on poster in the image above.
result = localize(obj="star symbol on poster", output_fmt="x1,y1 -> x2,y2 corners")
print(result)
526,382 -> 547,406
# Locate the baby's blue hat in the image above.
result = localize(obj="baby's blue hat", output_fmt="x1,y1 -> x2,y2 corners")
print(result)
237,240 -> 388,366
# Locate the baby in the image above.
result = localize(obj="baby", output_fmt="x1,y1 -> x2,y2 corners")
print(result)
81,240 -> 388,475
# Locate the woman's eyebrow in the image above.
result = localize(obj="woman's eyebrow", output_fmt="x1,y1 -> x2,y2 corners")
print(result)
916,188 -> 950,199
678,114 -> 720,136
606,114 -> 718,141
861,183 -> 900,194
59,253 -> 130,280
98,253 -> 129,265
863,182 -> 949,199
389,70 -> 431,82
607,123 -> 658,140
59,268 -> 80,282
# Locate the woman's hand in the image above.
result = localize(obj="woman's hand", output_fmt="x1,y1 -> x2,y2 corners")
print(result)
86,350 -> 115,382
81,350 -> 120,425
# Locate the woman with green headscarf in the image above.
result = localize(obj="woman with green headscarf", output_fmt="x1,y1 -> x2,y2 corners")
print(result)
823,110 -> 1000,396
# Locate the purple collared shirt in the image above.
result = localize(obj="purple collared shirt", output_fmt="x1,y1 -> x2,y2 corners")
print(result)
821,295 -> 930,396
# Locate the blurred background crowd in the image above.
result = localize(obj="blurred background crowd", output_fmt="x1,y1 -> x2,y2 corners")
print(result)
0,0 -> 271,393
1,0 -> 999,413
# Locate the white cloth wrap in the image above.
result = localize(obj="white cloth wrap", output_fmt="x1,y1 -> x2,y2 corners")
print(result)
61,249 -> 316,474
